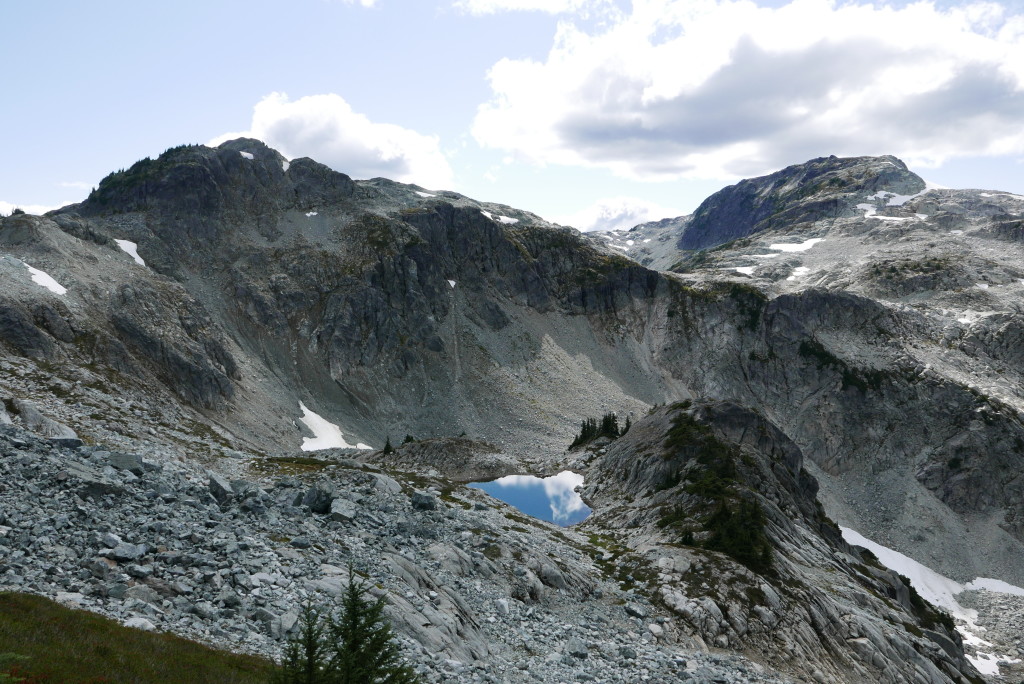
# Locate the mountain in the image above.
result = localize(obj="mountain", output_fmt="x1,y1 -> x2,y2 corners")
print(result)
1,141 -> 1023,682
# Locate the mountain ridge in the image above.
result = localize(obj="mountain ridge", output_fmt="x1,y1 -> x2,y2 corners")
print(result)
2,141 -> 1024,681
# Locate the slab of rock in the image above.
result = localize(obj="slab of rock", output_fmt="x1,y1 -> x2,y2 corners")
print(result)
329,498 -> 357,523
12,399 -> 78,439
108,451 -> 145,476
208,472 -> 234,504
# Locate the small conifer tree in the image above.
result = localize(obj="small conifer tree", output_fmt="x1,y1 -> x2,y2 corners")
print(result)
382,436 -> 394,455
272,572 -> 419,684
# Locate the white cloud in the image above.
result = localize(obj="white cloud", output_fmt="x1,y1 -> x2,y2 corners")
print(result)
209,92 -> 454,190
555,195 -> 684,231
0,200 -> 68,216
472,0 -> 1024,181
339,0 -> 377,6
58,181 -> 93,190
454,0 -> 588,14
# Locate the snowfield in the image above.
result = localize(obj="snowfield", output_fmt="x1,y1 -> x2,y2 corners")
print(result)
298,402 -> 371,451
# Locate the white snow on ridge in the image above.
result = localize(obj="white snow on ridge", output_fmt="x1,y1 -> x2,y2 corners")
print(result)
840,526 -> 1024,676
415,191 -> 436,198
24,264 -> 67,295
769,238 -> 823,252
239,151 -> 254,160
305,211 -> 318,217
447,279 -> 456,289
115,239 -> 146,267
282,160 -> 290,172
480,209 -> 519,225
298,402 -> 371,451
735,266 -> 755,275
841,527 -> 968,617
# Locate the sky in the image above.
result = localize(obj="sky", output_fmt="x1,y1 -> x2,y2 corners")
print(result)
2,0 -> 1023,232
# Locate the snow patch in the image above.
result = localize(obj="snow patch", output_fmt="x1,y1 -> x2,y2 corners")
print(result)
840,526 -> 1023,676
769,238 -> 823,252
643,239 -> 651,243
964,578 -> 1024,596
282,160 -> 290,172
857,203 -> 878,218
734,266 -> 755,275
447,279 -> 456,289
298,402 -> 371,451
840,527 -> 968,618
751,254 -> 778,259
415,191 -> 436,198
976,283 -> 990,290
239,151 -> 254,160
786,266 -> 810,281
481,210 -> 494,220
497,215 -> 518,225
950,230 -> 964,235
24,264 -> 67,295
115,239 -> 146,267
980,193 -> 993,198
305,211 -> 318,217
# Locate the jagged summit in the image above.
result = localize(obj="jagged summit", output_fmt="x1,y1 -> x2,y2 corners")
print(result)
591,154 -> 929,266
681,154 -> 925,250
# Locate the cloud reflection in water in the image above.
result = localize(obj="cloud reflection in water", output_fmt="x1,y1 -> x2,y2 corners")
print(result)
469,471 -> 591,526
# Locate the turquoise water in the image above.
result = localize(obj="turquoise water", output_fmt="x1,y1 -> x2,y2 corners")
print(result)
468,471 -> 591,526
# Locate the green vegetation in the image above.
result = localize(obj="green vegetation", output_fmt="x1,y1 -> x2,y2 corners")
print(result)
0,592 -> 273,683
704,500 -> 773,574
274,574 -> 420,684
382,436 -> 395,455
657,407 -> 773,574
569,412 -> 630,449
798,339 -> 889,393
896,575 -> 956,632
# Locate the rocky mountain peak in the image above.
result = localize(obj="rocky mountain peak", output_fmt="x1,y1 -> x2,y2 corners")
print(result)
681,154 -> 925,251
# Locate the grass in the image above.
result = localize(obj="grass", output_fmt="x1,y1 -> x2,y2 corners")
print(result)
0,593 -> 275,683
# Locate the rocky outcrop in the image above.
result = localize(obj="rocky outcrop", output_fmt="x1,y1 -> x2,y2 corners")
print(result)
582,402 -> 978,683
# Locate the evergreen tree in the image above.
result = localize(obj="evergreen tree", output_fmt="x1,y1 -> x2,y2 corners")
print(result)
272,572 -> 420,684
273,605 -> 332,684
331,575 -> 418,684
382,436 -> 394,455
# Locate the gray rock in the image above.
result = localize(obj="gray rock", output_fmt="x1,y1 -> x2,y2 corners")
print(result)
124,617 -> 157,631
410,491 -> 437,511
107,451 -> 145,476
209,472 -> 234,504
329,498 -> 358,523
302,483 -> 335,514
565,636 -> 588,659
101,543 -> 148,561
624,602 -> 649,619
11,399 -> 77,439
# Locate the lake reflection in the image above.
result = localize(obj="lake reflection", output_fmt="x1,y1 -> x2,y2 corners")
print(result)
468,471 -> 591,526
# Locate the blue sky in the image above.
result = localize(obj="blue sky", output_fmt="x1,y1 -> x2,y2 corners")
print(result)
3,0 -> 1023,231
